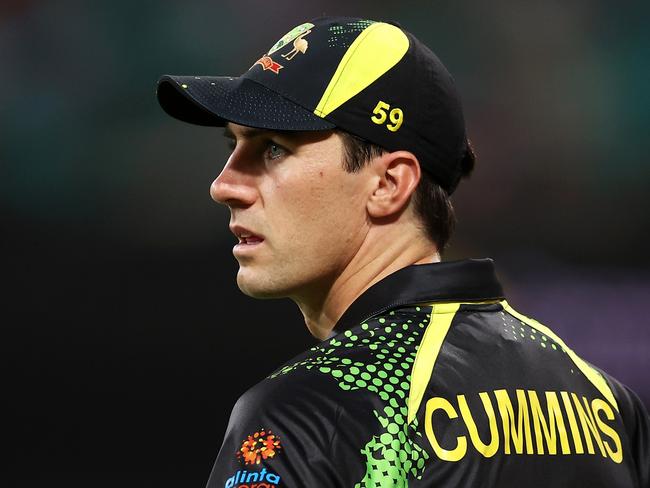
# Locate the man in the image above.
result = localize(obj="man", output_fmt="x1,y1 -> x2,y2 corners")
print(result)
157,16 -> 649,488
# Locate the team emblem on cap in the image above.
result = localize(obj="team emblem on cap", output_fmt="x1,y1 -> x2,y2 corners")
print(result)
251,22 -> 315,75
268,22 -> 314,55
253,55 -> 284,74
281,30 -> 311,60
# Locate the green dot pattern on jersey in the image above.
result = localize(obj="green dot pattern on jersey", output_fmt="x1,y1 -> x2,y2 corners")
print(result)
498,310 -> 578,377
270,307 -> 432,487
499,310 -> 567,352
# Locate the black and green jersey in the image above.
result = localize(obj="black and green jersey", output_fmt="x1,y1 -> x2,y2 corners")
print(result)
206,259 -> 650,488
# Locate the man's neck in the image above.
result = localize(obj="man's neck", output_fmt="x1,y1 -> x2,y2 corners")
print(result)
294,228 -> 439,340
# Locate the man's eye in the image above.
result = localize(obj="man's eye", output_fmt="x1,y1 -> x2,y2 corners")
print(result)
266,143 -> 285,160
226,139 -> 236,151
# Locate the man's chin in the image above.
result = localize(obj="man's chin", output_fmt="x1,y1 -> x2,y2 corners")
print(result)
236,269 -> 287,299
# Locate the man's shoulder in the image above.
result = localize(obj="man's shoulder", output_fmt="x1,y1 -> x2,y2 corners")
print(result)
232,304 -> 433,425
219,305 -> 434,482
270,304 -> 431,387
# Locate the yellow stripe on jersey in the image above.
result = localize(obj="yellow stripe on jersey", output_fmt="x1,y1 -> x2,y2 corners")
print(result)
313,22 -> 409,118
408,302 -> 461,424
502,301 -> 619,412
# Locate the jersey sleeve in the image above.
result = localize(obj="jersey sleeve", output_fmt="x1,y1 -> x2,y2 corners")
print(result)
205,306 -> 436,487
205,374 -> 364,488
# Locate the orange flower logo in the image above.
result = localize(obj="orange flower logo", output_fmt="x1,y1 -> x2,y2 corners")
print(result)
237,429 -> 282,465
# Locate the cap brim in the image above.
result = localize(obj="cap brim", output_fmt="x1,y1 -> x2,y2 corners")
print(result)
156,75 -> 335,131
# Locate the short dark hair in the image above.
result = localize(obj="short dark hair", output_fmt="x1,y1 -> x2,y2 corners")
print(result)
337,130 -> 475,252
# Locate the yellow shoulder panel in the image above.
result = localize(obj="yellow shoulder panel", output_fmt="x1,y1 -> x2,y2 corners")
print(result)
407,302 -> 460,424
502,301 -> 619,412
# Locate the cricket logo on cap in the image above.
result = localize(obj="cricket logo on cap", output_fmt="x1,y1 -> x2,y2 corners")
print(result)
281,30 -> 310,60
253,55 -> 284,74
268,22 -> 314,56
252,22 -> 314,74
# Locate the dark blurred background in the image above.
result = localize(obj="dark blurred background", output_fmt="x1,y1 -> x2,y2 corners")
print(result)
3,1 -> 649,486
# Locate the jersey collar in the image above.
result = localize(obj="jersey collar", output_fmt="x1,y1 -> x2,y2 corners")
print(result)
334,258 -> 504,334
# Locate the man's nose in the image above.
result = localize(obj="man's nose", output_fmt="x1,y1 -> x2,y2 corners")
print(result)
210,161 -> 257,207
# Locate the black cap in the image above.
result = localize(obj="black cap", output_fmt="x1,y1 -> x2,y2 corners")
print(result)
157,17 -> 468,194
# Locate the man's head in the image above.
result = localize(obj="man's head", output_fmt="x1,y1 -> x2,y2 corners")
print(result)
157,16 -> 474,305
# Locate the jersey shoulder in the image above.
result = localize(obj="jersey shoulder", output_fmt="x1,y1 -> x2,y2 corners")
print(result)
408,300 -> 646,487
267,304 -> 436,485
209,304 -> 436,488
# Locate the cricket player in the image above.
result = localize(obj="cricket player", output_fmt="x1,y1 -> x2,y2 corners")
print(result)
157,16 -> 650,488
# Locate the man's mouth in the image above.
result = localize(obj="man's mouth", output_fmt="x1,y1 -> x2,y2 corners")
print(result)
238,233 -> 264,245
231,225 -> 265,247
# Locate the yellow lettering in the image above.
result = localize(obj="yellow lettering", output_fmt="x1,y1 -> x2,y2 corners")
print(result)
370,100 -> 404,131
571,393 -> 606,457
458,392 -> 499,457
495,389 -> 533,454
528,391 -> 570,455
591,398 -> 623,463
387,107 -> 404,132
425,397 -> 467,461
561,391 -> 584,454
424,390 -> 623,463
371,100 -> 390,125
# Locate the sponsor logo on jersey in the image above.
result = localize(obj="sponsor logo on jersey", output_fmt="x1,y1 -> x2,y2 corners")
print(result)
224,468 -> 281,488
237,429 -> 282,465
424,388 -> 623,463
225,429 -> 283,487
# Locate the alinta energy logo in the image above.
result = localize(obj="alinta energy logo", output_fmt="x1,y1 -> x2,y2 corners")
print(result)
225,429 -> 283,488
237,429 -> 282,465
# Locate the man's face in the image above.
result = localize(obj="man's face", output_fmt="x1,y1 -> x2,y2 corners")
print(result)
211,123 -> 372,301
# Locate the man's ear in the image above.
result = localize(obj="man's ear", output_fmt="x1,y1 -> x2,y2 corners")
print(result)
366,151 -> 421,219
